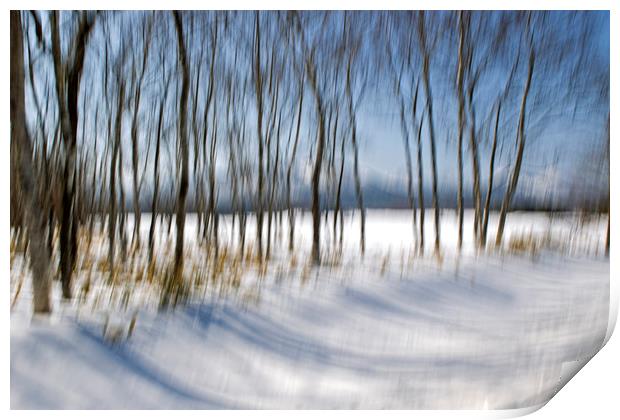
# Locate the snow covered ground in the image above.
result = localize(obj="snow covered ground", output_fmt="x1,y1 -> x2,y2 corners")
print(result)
10,210 -> 610,409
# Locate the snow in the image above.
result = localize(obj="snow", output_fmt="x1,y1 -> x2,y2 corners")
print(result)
10,210 -> 610,409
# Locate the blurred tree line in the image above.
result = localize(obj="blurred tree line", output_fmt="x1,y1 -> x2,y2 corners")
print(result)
10,10 -> 609,313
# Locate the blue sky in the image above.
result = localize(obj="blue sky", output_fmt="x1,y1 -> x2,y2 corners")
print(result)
22,11 -> 610,207
355,11 -> 609,201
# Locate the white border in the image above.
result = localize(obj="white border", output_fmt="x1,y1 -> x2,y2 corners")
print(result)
2,1 -> 617,419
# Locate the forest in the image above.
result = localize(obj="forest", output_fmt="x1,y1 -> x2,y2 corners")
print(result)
10,10 -> 611,409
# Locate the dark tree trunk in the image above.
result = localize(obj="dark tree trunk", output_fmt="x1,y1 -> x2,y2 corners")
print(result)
149,96 -> 165,264
50,11 -> 94,299
172,11 -> 190,290
11,10 -> 52,313
418,12 -> 441,255
109,82 -> 124,272
254,12 -> 265,261
481,102 -> 501,248
496,50 -> 535,247
456,11 -> 465,250
287,84 -> 303,252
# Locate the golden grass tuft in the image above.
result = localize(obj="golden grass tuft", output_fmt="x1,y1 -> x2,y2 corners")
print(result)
507,232 -> 540,257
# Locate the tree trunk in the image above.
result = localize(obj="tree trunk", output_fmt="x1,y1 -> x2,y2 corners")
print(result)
287,84 -> 303,252
456,11 -> 465,251
130,107 -> 141,248
496,50 -> 535,248
418,12 -> 441,255
310,94 -> 326,265
109,82 -> 124,272
172,11 -> 190,290
605,214 -> 610,257
11,10 -> 52,313
118,144 -> 128,259
415,107 -> 425,253
334,137 -> 346,252
50,11 -> 94,299
254,12 -> 265,261
149,96 -> 165,264
481,102 -> 501,248
468,106 -> 482,247
351,122 -> 365,256
397,89 -> 417,246
346,57 -> 365,256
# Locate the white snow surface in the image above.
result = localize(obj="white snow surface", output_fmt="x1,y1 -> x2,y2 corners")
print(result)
10,210 -> 610,409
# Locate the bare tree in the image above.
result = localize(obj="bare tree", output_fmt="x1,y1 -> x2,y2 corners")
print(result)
417,11 -> 441,254
286,74 -> 304,252
481,102 -> 501,247
149,65 -> 171,264
109,69 -> 125,272
307,51 -> 327,265
253,11 -> 266,261
50,11 -> 96,298
605,113 -> 610,256
11,10 -> 51,313
170,10 -> 190,302
345,46 -> 366,256
388,38 -> 418,248
291,11 -> 330,265
415,94 -> 426,252
129,14 -> 153,248
455,11 -> 466,250
496,14 -> 535,247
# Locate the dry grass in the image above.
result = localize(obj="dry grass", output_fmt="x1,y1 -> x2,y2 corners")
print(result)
10,271 -> 25,311
323,250 -> 343,268
10,216 -> 598,321
10,237 -> 17,266
507,231 -> 540,257
96,258 -> 112,273
300,260 -> 312,285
